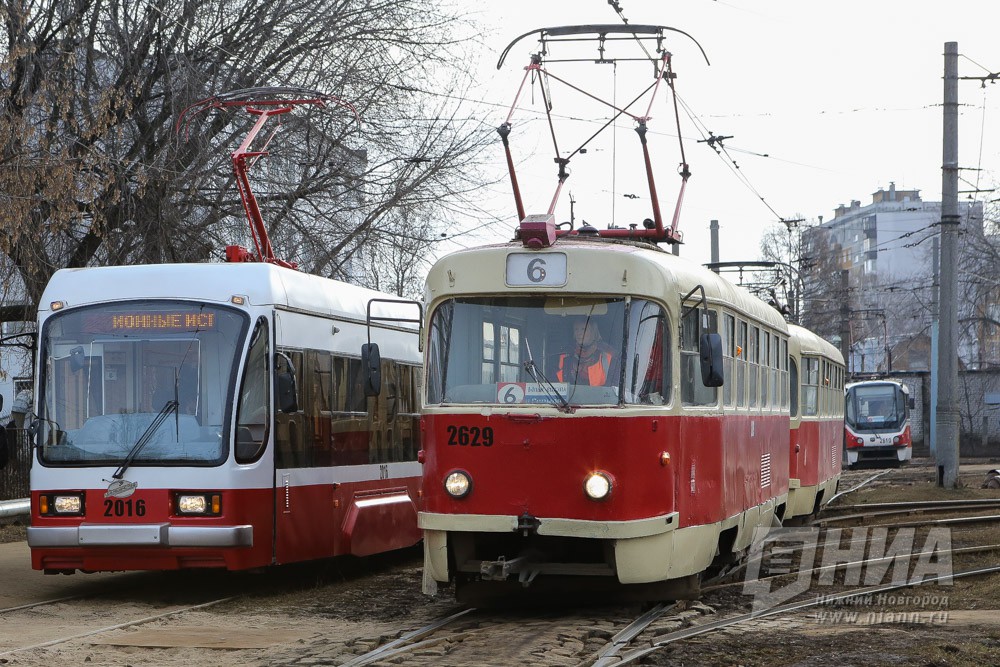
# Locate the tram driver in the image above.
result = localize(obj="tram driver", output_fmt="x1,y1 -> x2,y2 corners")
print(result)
556,316 -> 619,387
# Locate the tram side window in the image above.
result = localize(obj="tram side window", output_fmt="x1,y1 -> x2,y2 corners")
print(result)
770,335 -> 780,408
789,357 -> 799,417
275,349 -> 308,468
394,363 -> 421,461
760,331 -> 771,408
330,355 -> 371,464
736,320 -> 747,408
680,308 -> 717,406
748,326 -> 759,409
235,318 -> 270,463
722,314 -> 735,407
801,357 -> 819,416
624,300 -> 669,405
483,322 -> 523,384
780,339 -> 789,409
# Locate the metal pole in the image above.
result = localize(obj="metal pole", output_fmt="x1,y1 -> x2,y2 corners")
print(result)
710,219 -> 720,272
936,41 -> 960,488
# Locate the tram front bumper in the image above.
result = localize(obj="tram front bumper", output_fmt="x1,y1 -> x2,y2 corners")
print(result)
27,523 -> 254,548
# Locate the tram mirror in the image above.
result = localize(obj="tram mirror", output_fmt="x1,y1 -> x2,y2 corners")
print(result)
543,297 -> 609,316
69,345 -> 85,373
908,397 -> 916,410
699,332 -> 724,387
362,343 -> 382,397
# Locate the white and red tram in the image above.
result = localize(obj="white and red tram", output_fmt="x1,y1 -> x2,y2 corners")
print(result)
419,230 -> 796,600
785,324 -> 844,522
844,379 -> 913,467
27,262 -> 423,573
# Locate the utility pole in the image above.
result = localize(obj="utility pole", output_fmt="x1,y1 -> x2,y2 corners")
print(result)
936,41 -> 960,488
930,236 -> 939,457
840,270 -> 851,373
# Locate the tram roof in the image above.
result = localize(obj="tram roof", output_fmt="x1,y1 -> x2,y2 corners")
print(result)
39,262 -> 417,324
787,323 -> 844,364
425,238 -> 789,331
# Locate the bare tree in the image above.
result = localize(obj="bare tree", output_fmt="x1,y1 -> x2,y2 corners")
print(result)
0,0 -> 492,312
800,224 -> 852,344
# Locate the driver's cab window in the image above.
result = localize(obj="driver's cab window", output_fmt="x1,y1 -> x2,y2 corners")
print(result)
235,318 -> 269,463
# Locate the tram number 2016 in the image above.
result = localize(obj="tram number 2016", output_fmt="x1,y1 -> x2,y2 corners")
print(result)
446,425 -> 494,447
104,498 -> 146,517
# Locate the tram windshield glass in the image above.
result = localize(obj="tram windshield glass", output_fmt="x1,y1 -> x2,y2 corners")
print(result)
426,296 -> 669,406
845,384 -> 906,431
36,301 -> 248,466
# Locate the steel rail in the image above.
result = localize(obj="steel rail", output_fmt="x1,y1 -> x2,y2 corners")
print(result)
0,595 -> 236,658
612,564 -> 1000,666
815,501 -> 1000,525
825,498 -> 1000,513
702,542 -> 1000,595
338,607 -> 476,667
588,602 -> 676,667
826,470 -> 892,504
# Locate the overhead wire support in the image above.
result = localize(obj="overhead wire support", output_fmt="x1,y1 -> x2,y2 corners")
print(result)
177,86 -> 360,270
495,24 -> 709,243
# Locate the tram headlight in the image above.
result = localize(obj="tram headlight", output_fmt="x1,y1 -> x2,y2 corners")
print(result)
584,472 -> 612,501
39,493 -> 84,516
443,470 -> 472,499
174,492 -> 222,516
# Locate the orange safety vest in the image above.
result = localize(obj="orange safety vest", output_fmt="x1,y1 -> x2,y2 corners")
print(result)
557,350 -> 612,386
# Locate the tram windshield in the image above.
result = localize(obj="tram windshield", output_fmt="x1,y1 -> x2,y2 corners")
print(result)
426,296 -> 669,407
36,301 -> 248,466
845,384 -> 907,431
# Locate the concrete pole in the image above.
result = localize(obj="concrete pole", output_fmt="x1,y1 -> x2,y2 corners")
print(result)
935,41 -> 960,488
710,219 -> 720,272
840,270 -> 851,373
930,236 -> 939,457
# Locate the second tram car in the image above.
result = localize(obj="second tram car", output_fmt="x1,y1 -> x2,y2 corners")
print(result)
844,379 -> 913,467
27,262 -> 423,573
785,324 -> 844,521
419,230 -> 795,601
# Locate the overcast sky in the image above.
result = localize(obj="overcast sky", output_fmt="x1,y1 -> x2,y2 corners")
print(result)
438,0 -> 1000,266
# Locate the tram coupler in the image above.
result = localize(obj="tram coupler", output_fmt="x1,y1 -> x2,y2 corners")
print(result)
480,555 -> 527,581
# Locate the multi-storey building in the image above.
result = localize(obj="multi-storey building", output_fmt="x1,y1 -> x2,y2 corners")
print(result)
802,183 -> 984,373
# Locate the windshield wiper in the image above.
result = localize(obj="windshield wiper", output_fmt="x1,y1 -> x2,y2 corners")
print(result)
523,360 -> 572,413
112,400 -> 178,480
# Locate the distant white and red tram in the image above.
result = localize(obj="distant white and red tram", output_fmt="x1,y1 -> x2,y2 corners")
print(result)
419,234 -> 801,600
844,379 -> 913,467
28,263 -> 423,573
785,324 -> 844,521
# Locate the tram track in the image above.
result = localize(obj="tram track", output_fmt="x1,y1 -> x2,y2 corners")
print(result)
0,594 -> 237,659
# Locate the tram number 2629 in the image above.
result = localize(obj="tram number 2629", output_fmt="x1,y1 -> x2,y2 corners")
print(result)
446,425 -> 494,447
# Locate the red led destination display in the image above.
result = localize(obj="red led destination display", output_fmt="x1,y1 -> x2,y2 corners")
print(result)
81,312 -> 216,333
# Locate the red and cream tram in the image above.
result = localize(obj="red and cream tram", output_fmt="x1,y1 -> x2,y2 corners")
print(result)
27,263 -> 423,573
785,324 -> 844,522
419,229 -> 795,600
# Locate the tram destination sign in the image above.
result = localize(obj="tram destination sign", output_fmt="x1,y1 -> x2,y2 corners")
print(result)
81,311 -> 216,333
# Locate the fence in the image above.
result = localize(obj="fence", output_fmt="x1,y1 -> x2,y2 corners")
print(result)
1,428 -> 30,501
